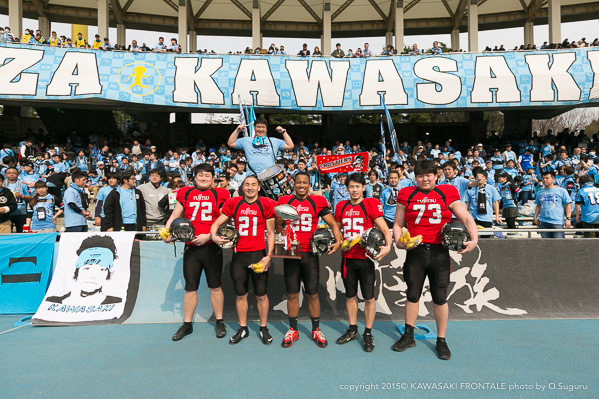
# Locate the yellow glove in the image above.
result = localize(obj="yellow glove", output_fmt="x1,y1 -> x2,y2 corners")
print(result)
341,235 -> 361,250
159,227 -> 171,240
250,262 -> 264,273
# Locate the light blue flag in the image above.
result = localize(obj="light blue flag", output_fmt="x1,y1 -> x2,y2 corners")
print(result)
381,96 -> 402,164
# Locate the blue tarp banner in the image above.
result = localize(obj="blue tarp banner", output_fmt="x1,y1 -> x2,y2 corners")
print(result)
0,233 -> 57,314
0,43 -> 597,111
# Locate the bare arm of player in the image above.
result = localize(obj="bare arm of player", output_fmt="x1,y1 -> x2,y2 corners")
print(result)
373,217 -> 392,261
227,125 -> 246,149
210,214 -> 232,246
276,126 -> 294,151
322,213 -> 342,254
261,218 -> 276,271
393,203 -> 409,250
449,201 -> 479,254
493,200 -> 501,225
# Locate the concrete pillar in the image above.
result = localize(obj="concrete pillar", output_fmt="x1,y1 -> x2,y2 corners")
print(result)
189,29 -> 197,52
524,21 -> 534,46
394,0 -> 404,53
252,0 -> 261,50
98,0 -> 109,40
117,23 -> 126,46
178,0 -> 188,52
467,0 -> 478,52
38,16 -> 50,38
548,0 -> 561,44
385,31 -> 393,47
322,1 -> 331,55
451,28 -> 460,51
8,0 -> 22,40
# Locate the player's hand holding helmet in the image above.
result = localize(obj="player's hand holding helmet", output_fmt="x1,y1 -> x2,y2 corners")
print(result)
310,228 -> 335,255
215,224 -> 239,248
170,218 -> 195,243
360,228 -> 386,257
441,221 -> 470,252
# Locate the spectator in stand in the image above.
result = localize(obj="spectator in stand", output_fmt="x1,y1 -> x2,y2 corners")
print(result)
465,170 -> 501,228
91,34 -> 102,49
354,48 -> 363,57
346,49 -> 354,57
48,31 -> 62,47
26,181 -> 62,233
21,29 -> 32,43
431,41 -> 442,55
0,173 -> 17,233
331,43 -> 345,58
534,170 -> 572,238
410,43 -> 421,55
64,38 -> 74,48
104,171 -> 147,232
278,45 -> 287,55
3,167 -> 29,232
575,175 -> 599,238
363,43 -> 372,57
312,46 -> 321,56
137,169 -> 169,227
101,37 -> 112,50
94,172 -> 118,229
75,32 -> 87,48
130,40 -> 141,52
384,45 -> 397,55
298,43 -> 310,57
169,38 -> 181,53
63,170 -> 92,232
155,37 -> 166,52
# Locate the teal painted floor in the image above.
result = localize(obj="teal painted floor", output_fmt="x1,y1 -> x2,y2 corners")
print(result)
0,317 -> 596,399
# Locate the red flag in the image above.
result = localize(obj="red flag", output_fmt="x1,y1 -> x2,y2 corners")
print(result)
316,152 -> 369,174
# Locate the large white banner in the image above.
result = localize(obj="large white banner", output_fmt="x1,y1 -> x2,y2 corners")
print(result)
33,232 -> 139,325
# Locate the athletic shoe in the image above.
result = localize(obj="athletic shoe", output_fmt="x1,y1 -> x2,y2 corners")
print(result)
229,327 -> 249,345
215,321 -> 226,338
172,323 -> 193,341
335,328 -> 358,345
392,333 -> 416,352
282,328 -> 299,348
436,339 -> 451,360
363,332 -> 375,352
260,327 -> 273,345
311,328 -> 328,348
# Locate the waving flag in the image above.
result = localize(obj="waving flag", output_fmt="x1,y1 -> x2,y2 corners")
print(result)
248,102 -> 256,138
381,96 -> 402,164
380,119 -> 389,177
238,94 -> 249,137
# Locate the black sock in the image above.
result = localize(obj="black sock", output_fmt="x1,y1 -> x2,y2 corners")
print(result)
364,327 -> 372,335
184,321 -> 192,327
437,337 -> 446,343
311,317 -> 319,330
289,317 -> 298,330
404,324 -> 414,336
349,324 -> 358,332
216,319 -> 224,324
260,326 -> 268,332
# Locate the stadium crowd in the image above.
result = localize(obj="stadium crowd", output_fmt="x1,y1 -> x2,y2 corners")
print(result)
1,122 -> 598,238
1,25 -> 597,55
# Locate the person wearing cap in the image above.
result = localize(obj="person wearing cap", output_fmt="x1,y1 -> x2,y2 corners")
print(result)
228,117 -> 294,177
137,168 -> 169,227
298,43 -> 310,57
476,144 -> 486,159
0,173 -> 18,233
46,235 -> 122,305
331,173 -> 350,213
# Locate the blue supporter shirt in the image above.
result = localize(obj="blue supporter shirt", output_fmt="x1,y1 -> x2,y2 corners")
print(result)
331,179 -> 350,212
235,136 -> 286,175
30,194 -> 58,230
380,186 -> 399,222
365,182 -> 384,199
497,182 -> 517,208
491,156 -> 504,170
504,167 -> 519,179
535,186 -> 571,225
519,154 -> 534,171
466,184 -> 501,222
443,176 -> 470,204
95,185 -> 114,218
575,183 -> 599,224
540,145 -> 553,158
63,184 -> 86,227
117,186 -> 137,224
521,173 -> 535,191
5,181 -> 28,215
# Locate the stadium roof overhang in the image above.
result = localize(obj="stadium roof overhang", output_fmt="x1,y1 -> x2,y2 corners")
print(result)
0,0 -> 597,38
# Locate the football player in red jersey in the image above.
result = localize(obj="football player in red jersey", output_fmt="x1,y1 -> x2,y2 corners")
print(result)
334,173 -> 392,352
393,160 -> 478,360
211,175 -> 277,345
164,164 -> 231,342
276,171 -> 342,348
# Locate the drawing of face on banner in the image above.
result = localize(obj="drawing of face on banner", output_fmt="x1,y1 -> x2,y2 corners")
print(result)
33,232 -> 138,325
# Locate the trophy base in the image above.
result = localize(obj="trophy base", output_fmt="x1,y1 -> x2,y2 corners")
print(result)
271,241 -> 303,259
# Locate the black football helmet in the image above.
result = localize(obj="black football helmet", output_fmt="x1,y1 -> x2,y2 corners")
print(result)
361,228 -> 386,257
441,221 -> 470,251
216,224 -> 239,247
171,218 -> 195,242
310,228 -> 334,255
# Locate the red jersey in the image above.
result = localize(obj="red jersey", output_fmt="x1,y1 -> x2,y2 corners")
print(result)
221,196 -> 276,252
277,194 -> 331,252
334,197 -> 383,259
397,184 -> 460,245
177,186 -> 230,245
